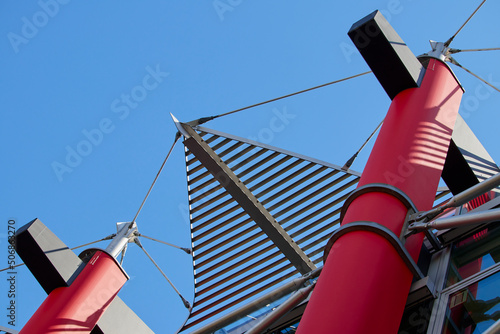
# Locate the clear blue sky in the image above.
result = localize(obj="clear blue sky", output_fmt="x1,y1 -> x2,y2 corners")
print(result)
1,1 -> 499,333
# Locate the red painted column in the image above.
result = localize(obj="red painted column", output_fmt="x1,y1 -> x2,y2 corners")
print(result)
297,58 -> 463,333
20,251 -> 128,334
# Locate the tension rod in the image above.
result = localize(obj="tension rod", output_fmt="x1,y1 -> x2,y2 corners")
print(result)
134,238 -> 191,309
410,172 -> 500,224
136,233 -> 191,254
409,208 -> 500,233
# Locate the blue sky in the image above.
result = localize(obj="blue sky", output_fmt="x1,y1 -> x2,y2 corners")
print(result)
1,1 -> 500,333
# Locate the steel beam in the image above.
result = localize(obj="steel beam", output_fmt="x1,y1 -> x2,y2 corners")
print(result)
442,114 -> 500,195
348,10 -> 425,99
180,124 -> 316,275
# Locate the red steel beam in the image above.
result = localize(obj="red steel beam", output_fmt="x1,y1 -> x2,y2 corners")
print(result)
19,251 -> 128,334
297,58 -> 463,333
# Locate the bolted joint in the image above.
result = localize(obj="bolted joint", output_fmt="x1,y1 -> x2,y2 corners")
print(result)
105,222 -> 139,258
425,40 -> 451,62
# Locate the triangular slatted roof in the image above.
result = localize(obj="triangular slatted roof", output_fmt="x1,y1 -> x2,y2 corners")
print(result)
178,125 -> 361,332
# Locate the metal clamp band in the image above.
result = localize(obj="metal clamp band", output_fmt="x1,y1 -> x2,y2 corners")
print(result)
323,221 -> 424,279
340,183 -> 418,223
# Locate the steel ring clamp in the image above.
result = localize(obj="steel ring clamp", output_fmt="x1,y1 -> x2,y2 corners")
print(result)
339,183 -> 419,223
323,221 -> 424,279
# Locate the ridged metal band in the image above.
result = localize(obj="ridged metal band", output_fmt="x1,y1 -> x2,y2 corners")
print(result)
323,221 -> 424,279
340,183 -> 418,223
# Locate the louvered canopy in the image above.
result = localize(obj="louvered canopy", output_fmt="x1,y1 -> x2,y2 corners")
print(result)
177,124 -> 361,332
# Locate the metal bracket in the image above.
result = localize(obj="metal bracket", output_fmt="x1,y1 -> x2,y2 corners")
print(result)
340,183 -> 418,223
323,221 -> 424,280
341,183 -> 442,251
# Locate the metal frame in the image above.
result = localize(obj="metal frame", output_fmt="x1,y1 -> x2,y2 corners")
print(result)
193,126 -> 361,177
438,195 -> 500,245
427,261 -> 500,334
425,201 -> 500,334
323,221 -> 424,279
410,172 -> 500,226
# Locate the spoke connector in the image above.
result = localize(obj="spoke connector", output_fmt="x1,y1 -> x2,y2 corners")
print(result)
104,222 -> 140,259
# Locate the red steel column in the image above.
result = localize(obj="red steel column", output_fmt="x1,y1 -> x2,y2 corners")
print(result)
20,251 -> 128,334
297,58 -> 463,333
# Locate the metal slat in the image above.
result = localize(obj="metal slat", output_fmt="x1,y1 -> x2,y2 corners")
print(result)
289,203 -> 345,238
217,141 -> 246,159
188,177 -> 220,197
252,162 -> 321,198
194,216 -> 251,250
186,155 -> 199,167
264,169 -> 341,211
184,154 -> 199,169
236,152 -> 282,180
191,202 -> 241,225
192,207 -> 244,236
229,147 -> 267,173
195,261 -> 294,307
189,183 -> 224,205
224,145 -> 256,166
306,245 -> 328,261
287,202 -> 343,237
210,138 -> 233,152
195,248 -> 282,289
295,218 -> 341,245
277,175 -> 357,224
194,220 -> 259,260
195,243 -> 277,281
292,211 -> 341,241
261,166 -> 334,207
194,235 -> 273,273
191,265 -> 296,316
190,191 -> 232,215
274,175 -> 354,222
243,156 -> 296,187
194,223 -> 259,262
434,188 -> 451,203
184,270 -> 297,330
187,168 -> 210,183
202,133 -> 219,145
190,150 -> 278,195
194,126 -> 359,176
196,256 -> 288,297
191,197 -> 236,224
303,230 -> 336,253
190,151 -> 278,198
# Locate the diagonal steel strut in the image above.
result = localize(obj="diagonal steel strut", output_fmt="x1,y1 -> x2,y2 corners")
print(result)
180,123 -> 316,275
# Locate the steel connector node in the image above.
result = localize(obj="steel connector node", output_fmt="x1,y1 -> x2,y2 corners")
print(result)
105,222 -> 139,259
425,40 -> 451,62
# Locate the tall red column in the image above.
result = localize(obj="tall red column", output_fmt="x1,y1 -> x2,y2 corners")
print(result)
297,58 -> 463,333
20,251 -> 128,334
